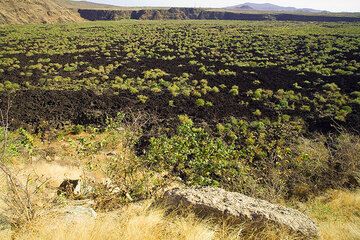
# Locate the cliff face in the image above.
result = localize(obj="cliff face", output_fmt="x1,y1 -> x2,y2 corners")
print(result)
0,0 -> 83,24
77,8 -> 203,21
78,8 -> 360,22
76,9 -> 133,21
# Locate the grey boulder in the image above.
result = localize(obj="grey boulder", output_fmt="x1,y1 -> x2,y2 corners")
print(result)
50,206 -> 97,225
164,187 -> 319,238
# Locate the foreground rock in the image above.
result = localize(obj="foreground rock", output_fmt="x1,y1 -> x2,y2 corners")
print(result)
164,187 -> 319,238
50,206 -> 97,226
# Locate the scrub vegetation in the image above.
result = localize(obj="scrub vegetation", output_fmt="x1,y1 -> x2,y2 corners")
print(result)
0,20 -> 359,239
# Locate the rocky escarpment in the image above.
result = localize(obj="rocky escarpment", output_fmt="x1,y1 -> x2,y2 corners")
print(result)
0,0 -> 83,24
78,8 -> 360,22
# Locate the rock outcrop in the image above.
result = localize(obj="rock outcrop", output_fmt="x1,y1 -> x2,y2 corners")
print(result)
60,206 -> 97,219
57,179 -> 82,197
164,187 -> 319,238
44,206 -> 97,228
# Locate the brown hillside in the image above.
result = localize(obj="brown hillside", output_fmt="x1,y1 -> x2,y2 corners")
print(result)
0,0 -> 83,24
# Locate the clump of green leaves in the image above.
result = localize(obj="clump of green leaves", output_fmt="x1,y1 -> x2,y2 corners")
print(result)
145,119 -> 250,187
229,85 -> 239,96
137,95 -> 149,104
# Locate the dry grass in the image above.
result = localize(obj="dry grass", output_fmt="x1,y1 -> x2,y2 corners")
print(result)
308,190 -> 360,240
0,129 -> 359,240
306,190 -> 360,240
8,201 -> 301,240
0,174 -> 7,209
4,190 -> 357,240
12,202 -> 215,240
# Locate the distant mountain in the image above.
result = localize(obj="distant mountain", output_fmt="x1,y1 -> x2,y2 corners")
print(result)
0,0 -> 83,24
226,2 -> 325,13
237,5 -> 255,11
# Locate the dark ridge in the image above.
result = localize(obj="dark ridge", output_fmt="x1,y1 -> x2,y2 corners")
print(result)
78,8 -> 360,22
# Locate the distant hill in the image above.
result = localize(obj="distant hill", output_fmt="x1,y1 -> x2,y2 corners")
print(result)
237,5 -> 255,10
62,0 -> 123,10
0,0 -> 83,24
226,2 -> 325,13
63,1 -> 169,10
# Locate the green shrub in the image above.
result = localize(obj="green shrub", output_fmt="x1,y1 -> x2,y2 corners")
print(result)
300,105 -> 311,112
212,86 -> 220,93
144,69 -> 167,79
3,81 -> 20,92
253,109 -> 262,116
205,101 -> 213,107
137,95 -> 149,104
195,98 -> 205,107
18,128 -> 34,155
178,115 -> 193,125
145,121 -> 251,187
229,86 -> 239,96
168,100 -> 175,107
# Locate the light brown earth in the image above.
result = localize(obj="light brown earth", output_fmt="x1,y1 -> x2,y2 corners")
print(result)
0,0 -> 83,24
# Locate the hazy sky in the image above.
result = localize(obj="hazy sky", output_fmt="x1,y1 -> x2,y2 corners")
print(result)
77,0 -> 360,12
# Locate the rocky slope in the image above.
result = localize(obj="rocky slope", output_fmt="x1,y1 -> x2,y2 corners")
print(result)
0,0 -> 83,24
60,0 -> 124,10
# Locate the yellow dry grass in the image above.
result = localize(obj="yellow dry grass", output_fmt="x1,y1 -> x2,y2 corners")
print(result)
307,190 -> 360,240
11,203 -> 214,240
0,174 -> 7,209
0,130 -> 359,240
8,201 -> 299,240
0,188 -> 356,240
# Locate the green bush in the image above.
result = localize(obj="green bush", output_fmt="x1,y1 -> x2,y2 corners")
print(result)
144,121 -> 251,187
229,86 -> 239,96
137,95 -> 149,104
252,109 -> 262,116
195,98 -> 205,107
